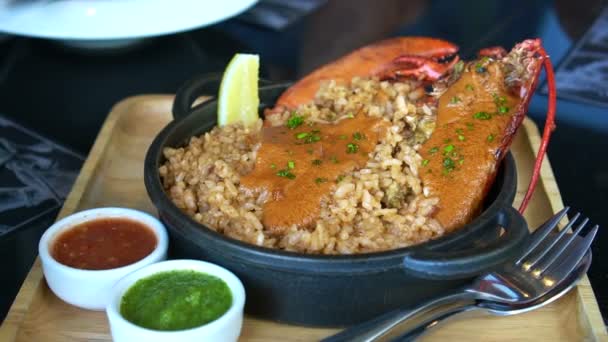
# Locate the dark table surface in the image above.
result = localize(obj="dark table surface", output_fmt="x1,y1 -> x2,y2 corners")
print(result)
0,0 -> 606,324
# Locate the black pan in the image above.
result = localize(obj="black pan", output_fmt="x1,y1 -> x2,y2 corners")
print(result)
144,74 -> 529,327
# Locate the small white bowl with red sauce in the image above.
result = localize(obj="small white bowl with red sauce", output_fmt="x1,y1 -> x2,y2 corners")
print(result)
38,207 -> 168,310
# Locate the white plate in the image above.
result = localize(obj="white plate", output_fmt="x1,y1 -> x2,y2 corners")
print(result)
0,0 -> 258,40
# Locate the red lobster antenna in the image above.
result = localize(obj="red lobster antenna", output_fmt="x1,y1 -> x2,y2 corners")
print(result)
518,47 -> 557,213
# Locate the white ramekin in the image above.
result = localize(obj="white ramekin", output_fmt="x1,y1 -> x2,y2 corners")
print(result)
38,207 -> 168,310
106,259 -> 245,342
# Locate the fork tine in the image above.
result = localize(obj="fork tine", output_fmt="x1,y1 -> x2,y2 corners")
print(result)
523,212 -> 580,269
517,207 -> 569,264
535,217 -> 589,274
540,225 -> 598,279
516,207 -> 570,265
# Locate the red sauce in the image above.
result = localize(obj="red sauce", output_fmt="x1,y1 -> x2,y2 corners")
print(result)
51,218 -> 157,270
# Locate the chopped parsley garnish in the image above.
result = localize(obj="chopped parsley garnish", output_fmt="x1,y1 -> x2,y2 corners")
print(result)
315,177 -> 328,184
346,113 -> 355,118
455,128 -> 464,135
346,143 -> 359,154
443,157 -> 456,172
338,134 -> 347,140
295,130 -> 321,143
444,138 -> 452,143
459,159 -> 465,165
353,132 -> 364,140
331,156 -> 339,164
487,134 -> 495,142
296,132 -> 310,139
492,94 -> 510,114
465,84 -> 474,91
458,134 -> 466,141
305,134 -> 321,143
286,113 -> 304,129
429,147 -> 439,154
466,122 -> 474,130
444,144 -> 455,154
312,159 -> 322,166
270,163 -> 276,169
450,96 -> 461,104
276,169 -> 295,179
422,159 -> 430,166
473,111 -> 492,120
493,93 -> 507,105
287,160 -> 295,169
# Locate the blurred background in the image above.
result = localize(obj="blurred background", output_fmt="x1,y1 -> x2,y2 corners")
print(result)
0,0 -> 606,324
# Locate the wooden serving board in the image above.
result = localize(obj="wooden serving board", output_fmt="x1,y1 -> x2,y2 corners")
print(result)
1,95 -> 606,341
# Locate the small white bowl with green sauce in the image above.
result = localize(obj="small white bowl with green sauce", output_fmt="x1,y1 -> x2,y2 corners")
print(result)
106,259 -> 245,342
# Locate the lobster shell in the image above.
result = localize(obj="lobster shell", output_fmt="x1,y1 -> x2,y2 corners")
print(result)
275,37 -> 459,109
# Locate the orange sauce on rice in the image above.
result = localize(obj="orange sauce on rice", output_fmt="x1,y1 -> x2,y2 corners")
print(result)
240,113 -> 388,234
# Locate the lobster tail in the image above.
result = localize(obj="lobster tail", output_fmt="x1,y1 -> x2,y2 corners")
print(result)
270,36 -> 554,231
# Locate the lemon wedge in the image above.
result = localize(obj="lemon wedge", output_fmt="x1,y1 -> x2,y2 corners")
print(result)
217,53 -> 260,127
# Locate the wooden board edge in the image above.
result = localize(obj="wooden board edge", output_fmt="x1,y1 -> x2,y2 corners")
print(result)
0,95 -> 160,341
522,118 -> 607,340
2,104 -> 604,340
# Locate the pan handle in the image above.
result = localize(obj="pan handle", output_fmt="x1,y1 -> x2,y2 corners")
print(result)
402,206 -> 528,280
172,73 -> 274,121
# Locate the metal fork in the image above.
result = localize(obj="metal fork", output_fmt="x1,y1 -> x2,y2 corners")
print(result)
323,207 -> 598,342
398,249 -> 593,341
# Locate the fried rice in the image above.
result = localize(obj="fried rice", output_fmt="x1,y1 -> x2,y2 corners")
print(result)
158,77 -> 444,254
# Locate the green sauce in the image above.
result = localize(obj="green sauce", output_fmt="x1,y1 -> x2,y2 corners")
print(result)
120,270 -> 232,331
